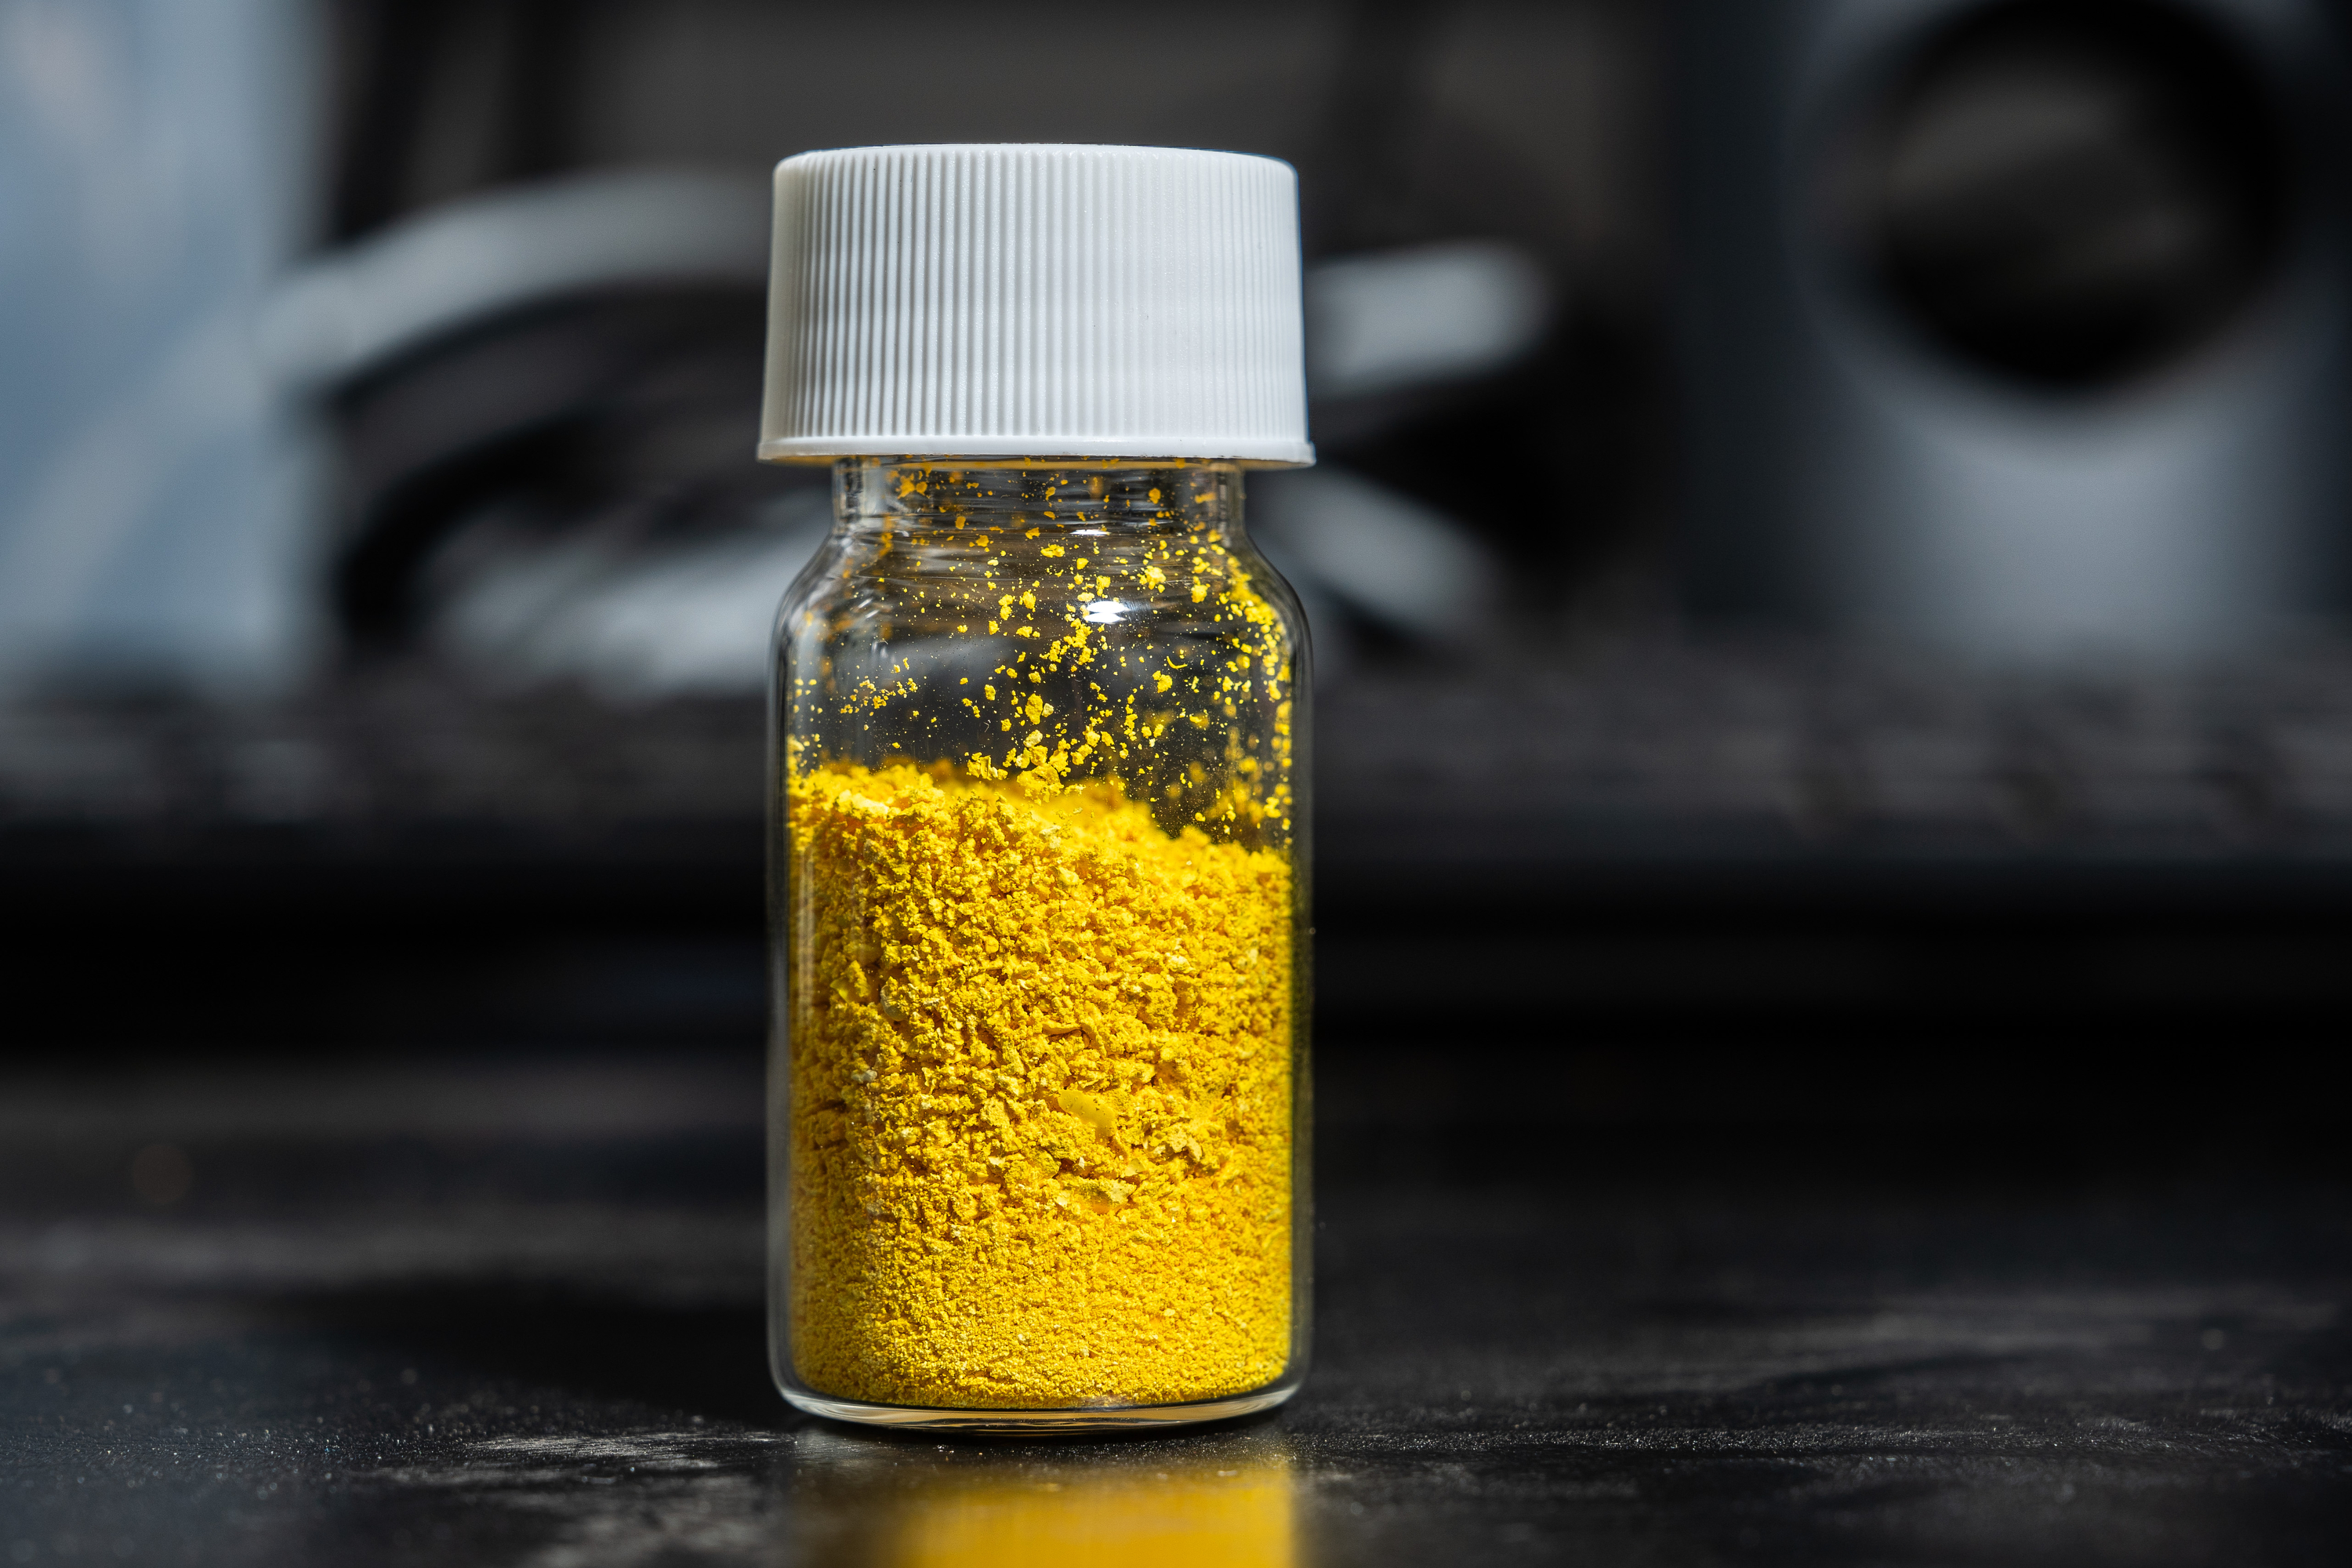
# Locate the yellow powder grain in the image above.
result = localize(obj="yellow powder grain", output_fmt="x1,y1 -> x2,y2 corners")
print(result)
786,760 -> 1293,1408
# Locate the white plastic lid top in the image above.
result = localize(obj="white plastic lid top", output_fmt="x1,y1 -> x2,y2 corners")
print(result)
758,144 -> 1313,467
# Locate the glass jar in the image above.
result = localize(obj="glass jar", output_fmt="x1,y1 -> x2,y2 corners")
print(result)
768,457 -> 1311,1431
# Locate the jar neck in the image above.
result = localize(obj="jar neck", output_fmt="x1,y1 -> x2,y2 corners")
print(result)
833,459 -> 1243,535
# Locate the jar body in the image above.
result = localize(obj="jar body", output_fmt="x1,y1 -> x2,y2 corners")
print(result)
767,459 -> 1312,1431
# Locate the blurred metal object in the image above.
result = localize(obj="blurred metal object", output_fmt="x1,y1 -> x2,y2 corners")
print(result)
0,56 -> 775,694
266,167 -> 771,391
424,488 -> 829,699
1836,0 -> 2289,390
1305,241 -> 1554,400
1680,0 -> 2351,662
297,170 -> 786,658
1244,241 -> 1544,673
0,0 -> 324,697
1252,466 -> 1502,648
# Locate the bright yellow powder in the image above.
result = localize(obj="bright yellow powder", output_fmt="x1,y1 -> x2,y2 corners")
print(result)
786,760 -> 1294,1408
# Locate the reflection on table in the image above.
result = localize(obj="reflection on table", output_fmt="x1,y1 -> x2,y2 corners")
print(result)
789,1427 -> 1296,1568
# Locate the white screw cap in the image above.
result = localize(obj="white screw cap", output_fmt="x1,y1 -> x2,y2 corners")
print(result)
758,144 -> 1313,466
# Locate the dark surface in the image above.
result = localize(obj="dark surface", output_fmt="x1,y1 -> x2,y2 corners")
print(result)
4,1054 -> 2348,1566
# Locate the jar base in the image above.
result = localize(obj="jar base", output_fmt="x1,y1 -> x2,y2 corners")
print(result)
779,1381 -> 1299,1433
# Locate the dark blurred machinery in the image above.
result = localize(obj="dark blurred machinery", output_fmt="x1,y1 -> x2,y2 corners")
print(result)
11,2 -> 2352,1123
306,0 -> 1588,694
1681,0 -> 2352,659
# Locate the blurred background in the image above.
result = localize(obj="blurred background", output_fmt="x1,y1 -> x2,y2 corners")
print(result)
14,10 -> 2352,1557
7,0 -> 2352,1144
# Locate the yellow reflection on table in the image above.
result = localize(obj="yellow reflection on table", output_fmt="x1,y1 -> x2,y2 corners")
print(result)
789,1431 -> 1297,1568
890,1457 -> 1292,1568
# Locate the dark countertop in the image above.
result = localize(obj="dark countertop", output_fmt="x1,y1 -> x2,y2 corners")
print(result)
5,1054 -> 2349,1566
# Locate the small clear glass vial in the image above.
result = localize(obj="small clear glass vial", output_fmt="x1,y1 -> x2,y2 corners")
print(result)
757,145 -> 1316,1432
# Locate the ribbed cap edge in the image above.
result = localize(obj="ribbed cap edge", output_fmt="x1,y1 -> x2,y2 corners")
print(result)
759,143 -> 1313,466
